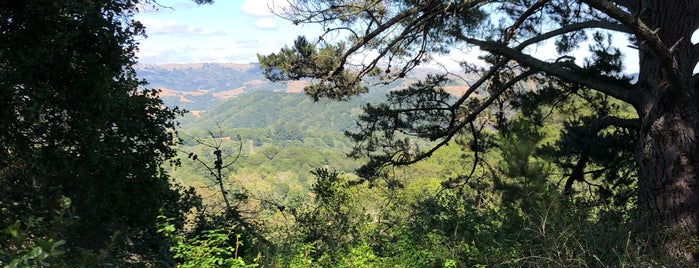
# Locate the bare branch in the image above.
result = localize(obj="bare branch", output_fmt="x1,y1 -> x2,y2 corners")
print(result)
352,10 -> 439,79
222,135 -> 243,169
453,60 -> 510,108
332,7 -> 419,73
442,121 -> 481,190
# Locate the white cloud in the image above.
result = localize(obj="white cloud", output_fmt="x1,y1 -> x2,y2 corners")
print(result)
140,18 -> 224,36
134,0 -> 319,64
255,18 -> 277,30
136,42 -> 192,64
136,35 -> 289,64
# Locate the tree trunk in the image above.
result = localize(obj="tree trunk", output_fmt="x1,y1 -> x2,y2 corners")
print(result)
637,99 -> 699,260
635,0 -> 699,261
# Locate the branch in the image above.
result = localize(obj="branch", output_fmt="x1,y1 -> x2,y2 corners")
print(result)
286,2 -> 370,24
333,7 -> 419,74
563,115 -> 638,196
597,116 -> 640,130
453,60 -> 510,108
389,69 -> 537,166
581,0 -> 685,93
464,38 -> 637,105
506,0 -> 550,43
564,149 -> 589,196
609,0 -> 639,14
516,20 -> 630,49
353,10 -> 438,79
441,121 -> 480,190
222,135 -> 243,169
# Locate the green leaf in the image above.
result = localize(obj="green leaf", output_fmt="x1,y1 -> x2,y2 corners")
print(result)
3,221 -> 22,238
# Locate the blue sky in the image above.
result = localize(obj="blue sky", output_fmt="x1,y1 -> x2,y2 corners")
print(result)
133,0 -> 487,70
135,0 -> 321,64
133,0 -> 476,69
134,0 -> 697,74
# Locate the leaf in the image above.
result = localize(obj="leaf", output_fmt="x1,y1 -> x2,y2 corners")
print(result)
3,220 -> 22,238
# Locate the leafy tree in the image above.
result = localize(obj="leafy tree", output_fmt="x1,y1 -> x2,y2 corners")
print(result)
258,0 -> 699,261
265,168 -> 373,266
0,0 -> 198,264
157,216 -> 258,268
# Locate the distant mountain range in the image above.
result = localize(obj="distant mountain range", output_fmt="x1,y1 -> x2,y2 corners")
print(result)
135,63 -> 474,113
136,63 -> 310,111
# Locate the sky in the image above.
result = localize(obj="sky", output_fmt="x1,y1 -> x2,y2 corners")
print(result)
134,0 -> 698,74
135,0 -> 321,64
134,0 -> 480,70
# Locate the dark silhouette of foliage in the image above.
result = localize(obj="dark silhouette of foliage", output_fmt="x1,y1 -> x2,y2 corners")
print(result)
0,0 -> 200,265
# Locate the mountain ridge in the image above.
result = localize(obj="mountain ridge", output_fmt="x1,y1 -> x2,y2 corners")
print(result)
136,62 -> 472,112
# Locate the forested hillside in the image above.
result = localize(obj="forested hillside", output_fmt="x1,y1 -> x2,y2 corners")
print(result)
169,90 -> 368,200
143,61 -> 648,267
144,62 -> 470,191
164,81 -> 648,267
136,63 -> 444,113
4,0 -> 697,266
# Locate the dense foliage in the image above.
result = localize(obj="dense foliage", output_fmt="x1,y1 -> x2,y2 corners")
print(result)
160,84 -> 679,266
0,0 -> 197,266
3,0 -> 698,266
258,0 -> 699,262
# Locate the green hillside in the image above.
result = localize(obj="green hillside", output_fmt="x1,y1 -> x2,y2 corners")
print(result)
148,63 -> 469,203
169,84 -> 389,201
136,62 -> 646,267
136,63 -> 451,112
180,89 -> 384,131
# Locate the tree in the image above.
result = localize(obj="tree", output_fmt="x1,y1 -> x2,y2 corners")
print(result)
0,0 -> 197,264
258,0 -> 699,261
185,128 -> 245,218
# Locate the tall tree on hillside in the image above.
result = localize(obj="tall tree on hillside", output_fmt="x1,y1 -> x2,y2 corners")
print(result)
0,0 -> 196,264
258,0 -> 699,261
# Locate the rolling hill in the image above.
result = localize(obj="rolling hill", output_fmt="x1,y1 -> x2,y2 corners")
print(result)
136,63 -> 473,114
136,63 -> 311,111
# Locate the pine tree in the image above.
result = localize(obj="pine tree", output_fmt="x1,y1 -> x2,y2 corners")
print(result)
259,0 -> 699,261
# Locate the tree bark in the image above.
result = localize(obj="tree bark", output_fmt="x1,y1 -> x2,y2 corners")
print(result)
635,0 -> 699,261
637,99 -> 699,260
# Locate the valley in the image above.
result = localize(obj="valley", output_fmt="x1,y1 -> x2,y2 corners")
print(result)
136,62 -> 462,215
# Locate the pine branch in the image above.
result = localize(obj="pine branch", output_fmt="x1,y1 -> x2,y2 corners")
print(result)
581,0 -> 686,94
506,0 -> 550,43
388,69 -> 537,167
462,37 -> 637,105
516,20 -> 630,49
